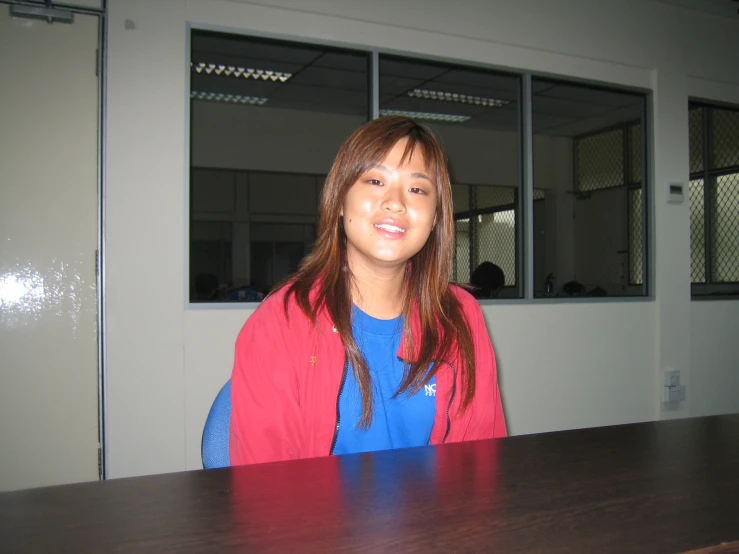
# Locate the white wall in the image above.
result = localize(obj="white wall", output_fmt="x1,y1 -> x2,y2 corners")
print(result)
486,301 -> 656,434
690,301 -> 739,417
105,0 -> 739,479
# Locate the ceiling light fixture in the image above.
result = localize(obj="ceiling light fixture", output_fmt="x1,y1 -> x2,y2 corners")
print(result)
408,88 -> 509,108
190,91 -> 268,105
379,109 -> 470,123
191,62 -> 292,83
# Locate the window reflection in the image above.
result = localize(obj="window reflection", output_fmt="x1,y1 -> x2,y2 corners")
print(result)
379,55 -> 522,297
188,30 -> 651,302
189,31 -> 369,302
532,79 -> 647,297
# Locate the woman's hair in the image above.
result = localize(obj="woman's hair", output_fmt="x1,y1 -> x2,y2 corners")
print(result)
284,115 -> 476,427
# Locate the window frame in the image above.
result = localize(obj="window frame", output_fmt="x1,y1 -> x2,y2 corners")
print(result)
689,101 -> 739,299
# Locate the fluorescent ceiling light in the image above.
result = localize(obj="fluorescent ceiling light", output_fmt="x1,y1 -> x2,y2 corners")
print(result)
191,62 -> 292,83
190,91 -> 268,105
380,109 -> 470,123
408,88 -> 510,108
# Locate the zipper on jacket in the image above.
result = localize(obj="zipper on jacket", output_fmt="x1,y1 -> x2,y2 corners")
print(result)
329,361 -> 349,455
441,362 -> 457,444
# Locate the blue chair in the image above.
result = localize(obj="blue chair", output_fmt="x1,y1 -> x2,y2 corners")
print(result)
201,379 -> 232,469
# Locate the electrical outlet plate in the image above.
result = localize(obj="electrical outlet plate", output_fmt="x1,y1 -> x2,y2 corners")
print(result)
664,385 -> 686,402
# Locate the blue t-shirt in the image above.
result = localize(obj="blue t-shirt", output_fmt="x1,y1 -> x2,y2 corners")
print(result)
332,306 -> 436,456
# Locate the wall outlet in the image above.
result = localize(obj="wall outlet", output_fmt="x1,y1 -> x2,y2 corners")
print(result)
663,370 -> 680,387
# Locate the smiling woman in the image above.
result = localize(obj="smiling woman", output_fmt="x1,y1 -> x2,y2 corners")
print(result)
229,116 -> 507,466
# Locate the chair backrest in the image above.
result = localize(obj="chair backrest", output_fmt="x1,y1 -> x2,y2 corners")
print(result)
201,379 -> 232,469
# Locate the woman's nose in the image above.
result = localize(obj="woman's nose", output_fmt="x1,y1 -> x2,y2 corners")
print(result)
382,184 -> 406,213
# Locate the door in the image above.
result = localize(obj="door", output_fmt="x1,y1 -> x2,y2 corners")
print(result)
0,5 -> 100,490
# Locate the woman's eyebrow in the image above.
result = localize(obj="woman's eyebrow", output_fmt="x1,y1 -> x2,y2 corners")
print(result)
410,172 -> 433,183
369,164 -> 433,183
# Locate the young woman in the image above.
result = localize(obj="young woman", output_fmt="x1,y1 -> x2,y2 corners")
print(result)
229,116 -> 506,466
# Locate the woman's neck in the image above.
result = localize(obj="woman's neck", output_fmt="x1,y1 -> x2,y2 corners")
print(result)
350,265 -> 406,320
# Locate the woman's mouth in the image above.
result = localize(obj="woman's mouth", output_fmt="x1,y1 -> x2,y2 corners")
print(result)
374,223 -> 406,234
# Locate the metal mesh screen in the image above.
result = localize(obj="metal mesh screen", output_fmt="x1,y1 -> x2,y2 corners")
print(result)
713,173 -> 739,282
452,184 -> 471,283
629,124 -> 642,184
477,210 -> 516,286
712,108 -> 739,170
576,129 -> 624,192
689,107 -> 704,174
628,188 -> 643,285
689,179 -> 706,283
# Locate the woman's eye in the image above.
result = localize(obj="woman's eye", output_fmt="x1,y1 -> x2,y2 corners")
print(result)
409,187 -> 426,195
368,179 -> 382,185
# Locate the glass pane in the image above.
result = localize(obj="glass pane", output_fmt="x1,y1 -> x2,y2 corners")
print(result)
478,210 -> 516,287
532,78 -> 646,297
189,30 -> 369,301
533,193 -> 548,292
452,183 -> 470,213
379,55 -> 522,297
712,173 -> 739,282
190,221 -> 232,301
248,222 -> 314,296
477,184 -> 515,208
690,179 -> 706,283
689,106 -> 704,174
246,238 -> 308,297
711,108 -> 739,170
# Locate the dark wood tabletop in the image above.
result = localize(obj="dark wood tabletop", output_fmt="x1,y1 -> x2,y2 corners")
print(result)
2,415 -> 738,553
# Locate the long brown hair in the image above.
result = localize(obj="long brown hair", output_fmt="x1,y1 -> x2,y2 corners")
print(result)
284,115 -> 475,427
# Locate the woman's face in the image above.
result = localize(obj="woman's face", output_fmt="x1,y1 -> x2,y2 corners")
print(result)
341,138 -> 438,274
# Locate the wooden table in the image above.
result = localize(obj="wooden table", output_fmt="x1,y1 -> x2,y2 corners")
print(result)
2,415 -> 738,553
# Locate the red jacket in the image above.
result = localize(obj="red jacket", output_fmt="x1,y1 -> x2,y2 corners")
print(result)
229,284 -> 506,466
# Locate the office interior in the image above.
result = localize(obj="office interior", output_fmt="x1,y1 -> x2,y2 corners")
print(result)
1,0 -> 738,491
